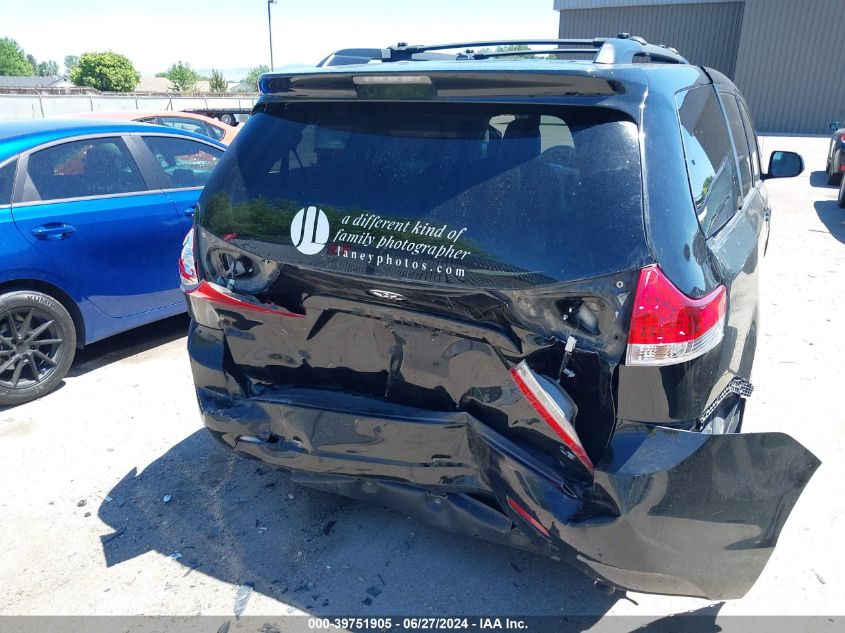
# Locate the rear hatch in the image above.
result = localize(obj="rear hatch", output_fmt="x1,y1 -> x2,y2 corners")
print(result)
194,97 -> 650,471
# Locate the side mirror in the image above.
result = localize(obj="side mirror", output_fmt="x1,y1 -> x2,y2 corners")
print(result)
765,150 -> 804,179
831,121 -> 841,132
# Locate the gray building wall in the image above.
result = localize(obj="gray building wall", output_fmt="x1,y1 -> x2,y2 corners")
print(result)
556,0 -> 845,133
733,0 -> 845,134
557,2 -> 745,76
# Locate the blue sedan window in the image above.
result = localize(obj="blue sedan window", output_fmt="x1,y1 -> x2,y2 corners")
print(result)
0,159 -> 15,205
25,137 -> 146,202
142,136 -> 223,189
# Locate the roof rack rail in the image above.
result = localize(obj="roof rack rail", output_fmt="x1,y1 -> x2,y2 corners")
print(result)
316,34 -> 688,67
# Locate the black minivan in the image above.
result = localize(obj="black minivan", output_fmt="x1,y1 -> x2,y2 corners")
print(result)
181,37 -> 819,599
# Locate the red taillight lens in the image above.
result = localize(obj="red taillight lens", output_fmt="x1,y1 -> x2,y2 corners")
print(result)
510,361 -> 594,471
507,496 -> 550,538
188,280 -> 301,318
840,133 -> 845,142
179,228 -> 199,289
627,265 -> 726,366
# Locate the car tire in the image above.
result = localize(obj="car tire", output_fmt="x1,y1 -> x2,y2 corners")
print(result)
0,290 -> 77,406
219,114 -> 236,126
827,165 -> 842,185
839,176 -> 845,208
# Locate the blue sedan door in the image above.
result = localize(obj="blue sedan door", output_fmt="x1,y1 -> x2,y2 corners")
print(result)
11,134 -> 186,318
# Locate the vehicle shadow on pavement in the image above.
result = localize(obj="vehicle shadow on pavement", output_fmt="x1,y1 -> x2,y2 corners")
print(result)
809,170 -> 833,188
96,429 -> 721,623
67,314 -> 189,378
814,200 -> 845,244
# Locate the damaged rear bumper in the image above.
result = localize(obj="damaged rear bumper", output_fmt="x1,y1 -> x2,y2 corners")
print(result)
190,325 -> 819,600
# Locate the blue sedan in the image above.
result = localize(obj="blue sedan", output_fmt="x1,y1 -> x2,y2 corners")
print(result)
0,119 -> 226,404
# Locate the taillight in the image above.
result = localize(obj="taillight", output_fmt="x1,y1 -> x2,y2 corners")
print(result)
626,265 -> 726,366
180,228 -> 301,326
506,496 -> 550,539
510,361 -> 594,471
179,228 -> 199,289
188,280 -> 301,317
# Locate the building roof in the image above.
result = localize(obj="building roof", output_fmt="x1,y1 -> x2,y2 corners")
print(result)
554,0 -> 739,8
0,76 -> 74,89
135,76 -> 247,93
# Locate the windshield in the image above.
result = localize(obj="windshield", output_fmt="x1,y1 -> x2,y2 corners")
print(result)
200,101 -> 647,288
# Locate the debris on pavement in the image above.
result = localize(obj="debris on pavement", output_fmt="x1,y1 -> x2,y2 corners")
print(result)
362,597 -> 373,606
162,494 -> 172,503
233,582 -> 254,617
169,552 -> 182,560
367,586 -> 382,598
76,500 -> 86,507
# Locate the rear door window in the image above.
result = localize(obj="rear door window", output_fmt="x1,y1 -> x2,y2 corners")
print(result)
200,102 -> 647,288
159,116 -> 223,141
737,99 -> 761,182
0,160 -> 16,205
142,136 -> 223,189
720,92 -> 753,197
676,85 -> 741,237
23,137 -> 146,202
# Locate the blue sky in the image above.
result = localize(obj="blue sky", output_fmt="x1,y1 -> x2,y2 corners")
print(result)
1,0 -> 559,78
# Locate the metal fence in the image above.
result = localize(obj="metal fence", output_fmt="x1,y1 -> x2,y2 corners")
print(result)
0,93 -> 259,121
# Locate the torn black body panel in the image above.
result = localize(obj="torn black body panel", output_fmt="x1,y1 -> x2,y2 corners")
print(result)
190,323 -> 819,599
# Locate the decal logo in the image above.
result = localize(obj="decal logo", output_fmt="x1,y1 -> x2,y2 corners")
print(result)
368,289 -> 406,301
291,206 -> 330,255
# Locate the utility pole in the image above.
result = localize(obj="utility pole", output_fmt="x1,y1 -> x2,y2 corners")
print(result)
267,0 -> 277,71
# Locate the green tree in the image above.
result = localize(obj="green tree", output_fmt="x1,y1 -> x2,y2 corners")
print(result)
241,65 -> 269,91
494,44 -> 534,59
64,55 -> 79,75
36,60 -> 59,76
70,51 -> 140,92
0,38 -> 35,75
164,60 -> 199,93
208,68 -> 227,93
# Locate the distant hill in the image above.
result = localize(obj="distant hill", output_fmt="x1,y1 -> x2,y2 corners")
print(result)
194,67 -> 254,81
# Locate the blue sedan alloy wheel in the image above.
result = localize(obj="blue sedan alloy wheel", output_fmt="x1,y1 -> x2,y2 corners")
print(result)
0,291 -> 76,406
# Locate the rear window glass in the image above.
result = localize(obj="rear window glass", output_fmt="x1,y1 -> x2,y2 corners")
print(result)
200,102 -> 646,287
142,136 -> 223,189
